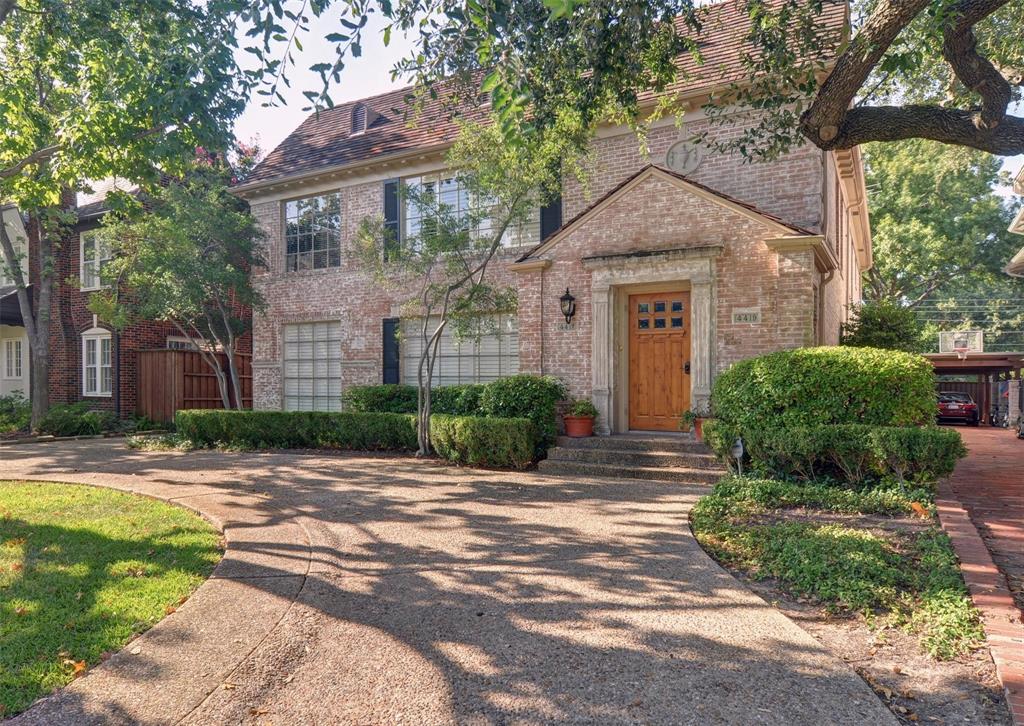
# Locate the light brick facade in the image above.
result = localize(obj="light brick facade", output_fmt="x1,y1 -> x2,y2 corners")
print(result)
239,111 -> 870,429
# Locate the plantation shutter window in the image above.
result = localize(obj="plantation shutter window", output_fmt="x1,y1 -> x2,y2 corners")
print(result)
284,194 -> 342,272
400,314 -> 518,386
282,321 -> 342,411
82,328 -> 112,396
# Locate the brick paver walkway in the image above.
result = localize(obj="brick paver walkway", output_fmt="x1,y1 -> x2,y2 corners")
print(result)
939,427 -> 1024,724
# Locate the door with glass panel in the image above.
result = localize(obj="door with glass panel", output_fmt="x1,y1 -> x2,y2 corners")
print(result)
628,291 -> 691,431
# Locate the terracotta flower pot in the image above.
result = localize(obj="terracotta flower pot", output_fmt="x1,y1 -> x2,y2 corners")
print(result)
564,415 -> 595,438
693,417 -> 705,442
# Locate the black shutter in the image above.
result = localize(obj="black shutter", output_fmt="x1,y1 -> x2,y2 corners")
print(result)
383,179 -> 400,260
540,196 -> 562,241
382,317 -> 400,384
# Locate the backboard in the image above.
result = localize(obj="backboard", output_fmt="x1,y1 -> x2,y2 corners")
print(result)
938,330 -> 984,355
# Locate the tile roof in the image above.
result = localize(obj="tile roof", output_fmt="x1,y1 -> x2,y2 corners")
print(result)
515,164 -> 817,263
241,0 -> 848,188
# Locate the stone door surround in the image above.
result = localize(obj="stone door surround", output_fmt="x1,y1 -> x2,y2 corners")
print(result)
583,246 -> 721,435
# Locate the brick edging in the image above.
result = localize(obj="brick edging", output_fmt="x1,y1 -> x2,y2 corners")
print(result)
936,482 -> 1024,725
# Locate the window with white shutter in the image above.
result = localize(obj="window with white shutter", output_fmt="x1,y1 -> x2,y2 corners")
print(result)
401,314 -> 518,386
282,321 -> 342,411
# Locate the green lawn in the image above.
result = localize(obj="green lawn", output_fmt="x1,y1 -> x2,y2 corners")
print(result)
0,481 -> 222,716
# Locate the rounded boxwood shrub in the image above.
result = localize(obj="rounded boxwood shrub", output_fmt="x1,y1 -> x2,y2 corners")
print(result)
712,346 -> 936,431
477,374 -> 567,447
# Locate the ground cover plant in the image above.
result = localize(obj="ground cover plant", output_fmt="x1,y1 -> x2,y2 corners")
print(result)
691,475 -> 984,660
0,482 -> 222,716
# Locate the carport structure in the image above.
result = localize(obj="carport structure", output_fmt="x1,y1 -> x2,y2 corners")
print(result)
926,352 -> 1024,425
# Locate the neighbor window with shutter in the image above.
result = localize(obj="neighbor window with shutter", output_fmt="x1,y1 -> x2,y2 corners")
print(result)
401,314 -> 518,386
284,194 -> 342,272
282,321 -> 342,411
80,231 -> 112,290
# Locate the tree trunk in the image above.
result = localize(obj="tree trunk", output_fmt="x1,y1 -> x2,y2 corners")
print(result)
28,341 -> 48,429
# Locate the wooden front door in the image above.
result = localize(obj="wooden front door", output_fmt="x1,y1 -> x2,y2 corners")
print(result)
628,291 -> 691,431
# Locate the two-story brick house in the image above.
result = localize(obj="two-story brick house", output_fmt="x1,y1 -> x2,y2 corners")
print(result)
233,0 -> 872,433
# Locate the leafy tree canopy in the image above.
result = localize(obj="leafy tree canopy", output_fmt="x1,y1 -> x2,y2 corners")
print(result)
252,0 -> 1023,157
862,138 -> 1024,351
840,299 -> 926,352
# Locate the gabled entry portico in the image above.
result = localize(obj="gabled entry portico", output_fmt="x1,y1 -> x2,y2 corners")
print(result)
584,246 -> 719,434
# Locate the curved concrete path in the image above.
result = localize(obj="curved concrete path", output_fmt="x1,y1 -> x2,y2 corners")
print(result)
1,440 -> 895,725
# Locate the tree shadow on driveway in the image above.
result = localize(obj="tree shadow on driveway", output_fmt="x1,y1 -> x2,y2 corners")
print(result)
3,441 -> 896,725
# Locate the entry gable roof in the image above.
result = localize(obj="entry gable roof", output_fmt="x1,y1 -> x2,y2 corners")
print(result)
514,165 -> 817,264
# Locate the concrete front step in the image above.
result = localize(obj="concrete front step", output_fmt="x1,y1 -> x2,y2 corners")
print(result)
555,435 -> 707,453
546,446 -> 721,469
536,458 -> 724,484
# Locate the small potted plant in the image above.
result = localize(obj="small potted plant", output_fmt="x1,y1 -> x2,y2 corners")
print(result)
679,407 -> 709,441
564,398 -> 598,438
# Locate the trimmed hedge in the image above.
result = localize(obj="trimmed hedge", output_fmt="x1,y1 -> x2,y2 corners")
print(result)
703,420 -> 965,486
173,409 -> 537,469
344,375 -> 565,451
711,346 -> 936,431
176,410 -> 418,450
430,414 -> 535,469
477,374 -> 566,447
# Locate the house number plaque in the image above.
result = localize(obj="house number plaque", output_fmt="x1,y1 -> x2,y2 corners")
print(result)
732,307 -> 761,325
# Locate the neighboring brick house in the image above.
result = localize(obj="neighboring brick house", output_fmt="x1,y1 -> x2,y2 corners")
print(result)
7,180 -> 252,418
233,0 -> 872,433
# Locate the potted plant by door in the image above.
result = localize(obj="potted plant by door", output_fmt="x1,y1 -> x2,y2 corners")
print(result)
679,408 -> 709,441
564,399 -> 599,438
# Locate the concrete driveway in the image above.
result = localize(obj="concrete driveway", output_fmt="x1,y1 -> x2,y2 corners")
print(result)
1,440 -> 895,725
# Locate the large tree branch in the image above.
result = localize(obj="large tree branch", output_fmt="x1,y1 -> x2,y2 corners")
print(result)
823,104 -> 1024,154
942,0 -> 1014,130
801,0 -> 932,145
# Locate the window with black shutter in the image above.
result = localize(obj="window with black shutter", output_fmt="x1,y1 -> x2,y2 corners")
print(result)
382,318 -> 400,384
540,196 -> 562,241
383,179 -> 400,260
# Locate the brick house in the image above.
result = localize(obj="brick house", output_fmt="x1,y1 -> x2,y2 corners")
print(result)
233,1 -> 872,433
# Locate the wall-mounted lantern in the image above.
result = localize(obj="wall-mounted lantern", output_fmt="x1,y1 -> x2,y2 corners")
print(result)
559,288 -> 576,325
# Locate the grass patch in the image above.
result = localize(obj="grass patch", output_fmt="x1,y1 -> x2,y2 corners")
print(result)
0,481 -> 222,716
692,475 -> 984,660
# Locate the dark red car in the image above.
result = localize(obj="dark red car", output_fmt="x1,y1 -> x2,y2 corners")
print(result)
937,392 -> 980,426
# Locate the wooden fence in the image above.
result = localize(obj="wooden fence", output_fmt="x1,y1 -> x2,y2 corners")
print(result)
137,349 -> 252,423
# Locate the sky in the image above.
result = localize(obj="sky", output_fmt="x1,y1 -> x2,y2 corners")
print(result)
231,20 -> 1024,182
232,12 -> 413,159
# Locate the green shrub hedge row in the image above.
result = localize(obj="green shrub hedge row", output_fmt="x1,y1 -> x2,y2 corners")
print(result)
174,409 -> 537,469
343,374 -> 567,450
703,420 -> 965,486
711,346 -> 937,431
430,414 -> 535,469
343,384 -> 487,416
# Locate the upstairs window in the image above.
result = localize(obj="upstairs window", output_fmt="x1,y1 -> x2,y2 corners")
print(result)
284,193 -> 342,272
80,231 -> 112,290
351,104 -> 367,135
399,173 -> 540,250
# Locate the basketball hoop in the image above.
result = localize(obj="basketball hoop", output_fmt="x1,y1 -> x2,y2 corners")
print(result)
954,347 -> 969,361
